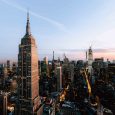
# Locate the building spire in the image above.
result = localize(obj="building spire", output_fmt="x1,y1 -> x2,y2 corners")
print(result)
53,51 -> 54,61
26,11 -> 31,35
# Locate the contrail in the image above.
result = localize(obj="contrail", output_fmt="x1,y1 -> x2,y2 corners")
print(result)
1,0 -> 67,32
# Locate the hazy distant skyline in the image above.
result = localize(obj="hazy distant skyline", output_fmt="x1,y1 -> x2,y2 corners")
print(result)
0,0 -> 115,61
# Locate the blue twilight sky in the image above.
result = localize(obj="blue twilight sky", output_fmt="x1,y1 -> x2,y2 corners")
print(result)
0,0 -> 115,61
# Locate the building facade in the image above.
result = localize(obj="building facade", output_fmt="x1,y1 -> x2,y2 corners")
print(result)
56,66 -> 62,91
17,12 -> 40,115
87,46 -> 93,75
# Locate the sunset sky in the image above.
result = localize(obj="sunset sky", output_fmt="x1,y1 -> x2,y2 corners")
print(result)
0,0 -> 115,61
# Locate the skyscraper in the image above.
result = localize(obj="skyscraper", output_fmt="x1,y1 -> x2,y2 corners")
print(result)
87,46 -> 93,74
17,12 -> 40,115
56,66 -> 62,91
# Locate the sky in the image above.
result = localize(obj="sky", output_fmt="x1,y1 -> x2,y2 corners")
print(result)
0,0 -> 115,62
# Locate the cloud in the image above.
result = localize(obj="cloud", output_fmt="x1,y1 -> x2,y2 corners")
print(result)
1,0 -> 67,32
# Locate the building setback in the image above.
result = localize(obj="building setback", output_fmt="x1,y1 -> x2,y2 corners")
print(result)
17,12 -> 41,115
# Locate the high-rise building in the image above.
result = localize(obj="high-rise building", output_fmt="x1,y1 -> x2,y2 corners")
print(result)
17,12 -> 41,115
87,46 -> 93,74
62,56 -> 74,87
12,62 -> 17,74
44,57 -> 48,65
6,60 -> 11,72
44,57 -> 49,73
0,92 -> 7,115
0,91 -> 14,115
56,66 -> 62,91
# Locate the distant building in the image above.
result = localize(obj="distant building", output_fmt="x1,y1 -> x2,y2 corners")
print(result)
0,64 -> 4,76
56,66 -> 62,91
12,62 -> 17,74
87,47 -> 93,75
0,91 -> 14,115
76,60 -> 84,69
62,56 -> 74,87
92,58 -> 105,70
3,67 -> 8,78
108,63 -> 115,80
92,58 -> 107,80
44,57 -> 48,65
6,60 -> 11,72
0,92 -> 7,115
113,60 -> 115,63
43,57 -> 49,76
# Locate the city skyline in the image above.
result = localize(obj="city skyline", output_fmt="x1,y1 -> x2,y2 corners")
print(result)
0,0 -> 115,61
0,2 -> 115,114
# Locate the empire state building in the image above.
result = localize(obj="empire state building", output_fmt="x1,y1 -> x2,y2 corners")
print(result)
17,12 -> 40,115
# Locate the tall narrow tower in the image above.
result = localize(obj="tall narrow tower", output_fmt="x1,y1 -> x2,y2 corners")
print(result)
18,12 -> 40,115
88,46 -> 93,74
52,51 -> 55,72
53,51 -> 54,61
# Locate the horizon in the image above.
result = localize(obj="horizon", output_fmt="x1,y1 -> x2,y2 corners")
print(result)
0,0 -> 115,61
0,48 -> 115,64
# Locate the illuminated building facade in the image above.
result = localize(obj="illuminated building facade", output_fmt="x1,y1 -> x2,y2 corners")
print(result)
87,46 -> 93,74
17,12 -> 40,115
